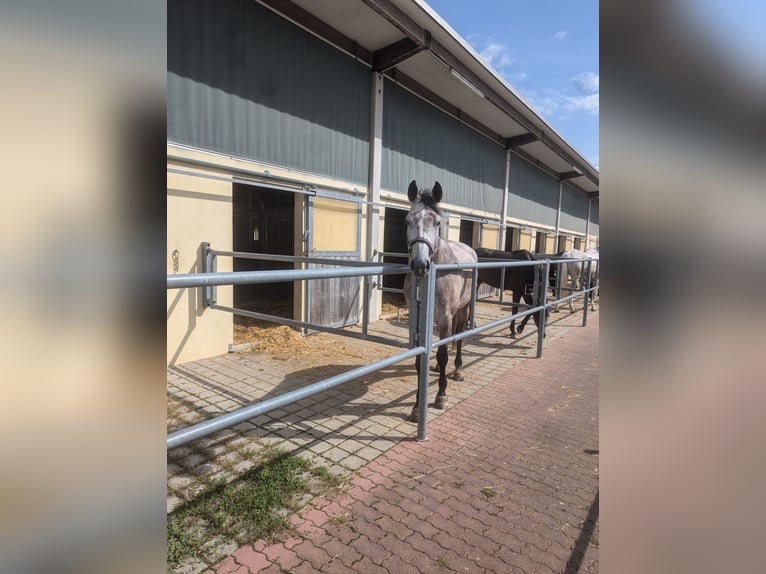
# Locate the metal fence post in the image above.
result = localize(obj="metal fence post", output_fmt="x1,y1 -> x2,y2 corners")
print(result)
416,269 -> 436,442
582,259 -> 592,327
553,259 -> 562,312
362,275 -> 370,335
537,260 -> 549,358
470,267 -> 478,330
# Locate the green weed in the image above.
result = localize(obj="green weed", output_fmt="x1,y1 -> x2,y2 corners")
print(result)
167,449 -> 337,571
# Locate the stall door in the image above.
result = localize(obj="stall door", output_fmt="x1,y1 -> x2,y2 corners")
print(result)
306,196 -> 362,328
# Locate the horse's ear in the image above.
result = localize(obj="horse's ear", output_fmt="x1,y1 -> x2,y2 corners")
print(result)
432,181 -> 442,203
407,180 -> 419,202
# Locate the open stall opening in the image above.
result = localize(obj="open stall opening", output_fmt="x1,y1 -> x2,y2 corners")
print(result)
460,219 -> 475,247
505,226 -> 520,252
232,184 -> 295,319
381,206 -> 408,309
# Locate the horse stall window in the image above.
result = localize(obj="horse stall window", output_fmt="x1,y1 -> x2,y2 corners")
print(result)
535,231 -> 547,254
232,184 -> 295,318
574,237 -> 583,250
505,226 -> 521,251
557,234 -> 568,253
460,219 -> 475,246
382,206 -> 408,308
519,229 -> 533,251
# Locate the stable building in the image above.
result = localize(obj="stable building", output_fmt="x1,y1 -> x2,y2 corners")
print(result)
167,0 -> 599,365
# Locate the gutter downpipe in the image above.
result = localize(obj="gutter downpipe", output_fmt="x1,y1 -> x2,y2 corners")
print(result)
554,179 -> 563,251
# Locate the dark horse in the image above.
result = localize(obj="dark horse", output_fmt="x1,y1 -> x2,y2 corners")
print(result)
403,180 -> 477,422
475,247 -> 546,338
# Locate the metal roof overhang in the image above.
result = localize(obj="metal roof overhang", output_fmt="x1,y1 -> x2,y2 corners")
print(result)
257,0 -> 599,199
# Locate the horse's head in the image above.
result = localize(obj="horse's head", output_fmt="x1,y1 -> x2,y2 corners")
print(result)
406,180 -> 443,277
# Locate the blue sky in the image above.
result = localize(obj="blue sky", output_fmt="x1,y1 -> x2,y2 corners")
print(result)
425,0 -> 600,169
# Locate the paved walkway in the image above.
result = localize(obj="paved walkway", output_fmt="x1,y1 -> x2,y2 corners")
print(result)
169,302 -> 599,573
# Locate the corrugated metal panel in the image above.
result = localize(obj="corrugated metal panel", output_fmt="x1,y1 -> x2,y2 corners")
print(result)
381,81 -> 506,214
589,202 -> 599,235
168,0 -> 371,184
560,183 -> 589,233
507,154 -> 559,227
308,257 -> 360,328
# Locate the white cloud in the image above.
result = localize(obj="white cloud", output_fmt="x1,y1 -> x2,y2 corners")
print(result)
573,72 -> 599,94
555,30 -> 567,40
519,89 -> 561,120
521,87 -> 599,120
564,93 -> 599,115
479,41 -> 514,74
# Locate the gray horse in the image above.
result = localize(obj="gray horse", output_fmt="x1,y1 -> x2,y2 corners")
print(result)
560,248 -> 598,312
403,180 -> 477,422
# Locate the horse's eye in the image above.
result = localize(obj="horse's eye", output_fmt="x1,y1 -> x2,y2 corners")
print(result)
436,219 -> 441,226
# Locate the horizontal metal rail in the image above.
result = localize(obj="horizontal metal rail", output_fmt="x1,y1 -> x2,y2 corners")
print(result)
167,346 -> 425,449
379,286 -> 406,294
210,250 -> 382,267
375,251 -> 408,258
167,263 -> 409,289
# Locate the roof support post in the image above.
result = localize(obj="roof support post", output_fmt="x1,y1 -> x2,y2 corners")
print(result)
554,179 -> 563,249
365,72 -> 385,322
499,149 -> 510,250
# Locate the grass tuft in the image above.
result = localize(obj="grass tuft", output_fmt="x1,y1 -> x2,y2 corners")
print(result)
480,486 -> 497,499
167,449 -> 338,570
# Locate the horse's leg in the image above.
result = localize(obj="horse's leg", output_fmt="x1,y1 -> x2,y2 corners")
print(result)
434,319 -> 450,409
568,275 -> 577,313
517,288 -> 534,335
589,274 -> 597,311
452,306 -> 469,382
434,345 -> 449,409
509,291 -> 520,337
517,292 -> 537,336
551,268 -> 560,313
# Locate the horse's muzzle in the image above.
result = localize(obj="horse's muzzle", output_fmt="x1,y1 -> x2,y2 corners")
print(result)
410,258 -> 430,277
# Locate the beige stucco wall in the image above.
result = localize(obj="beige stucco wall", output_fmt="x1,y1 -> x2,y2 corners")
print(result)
519,229 -> 533,251
481,224 -> 499,249
167,167 -> 233,365
311,197 -> 359,252
545,234 -> 557,253
446,213 -> 461,242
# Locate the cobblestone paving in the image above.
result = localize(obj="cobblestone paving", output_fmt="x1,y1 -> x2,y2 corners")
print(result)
168,300 -> 599,573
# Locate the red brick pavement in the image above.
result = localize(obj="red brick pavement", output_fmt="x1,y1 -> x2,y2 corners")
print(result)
207,313 -> 599,573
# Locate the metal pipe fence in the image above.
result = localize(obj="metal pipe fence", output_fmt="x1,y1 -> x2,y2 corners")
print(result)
167,249 -> 598,448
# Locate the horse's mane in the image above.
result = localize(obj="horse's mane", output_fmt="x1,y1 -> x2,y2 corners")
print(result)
416,190 -> 443,216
